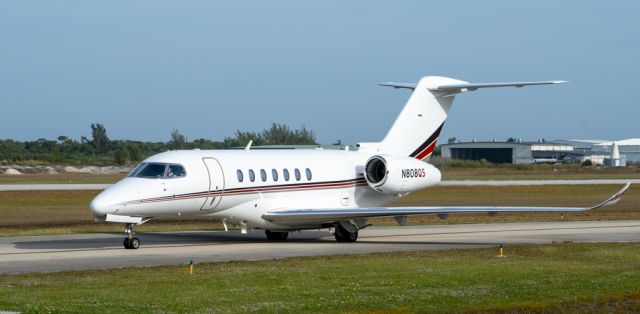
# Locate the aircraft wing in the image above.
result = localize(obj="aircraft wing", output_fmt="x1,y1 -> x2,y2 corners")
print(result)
379,80 -> 567,93
262,183 -> 630,225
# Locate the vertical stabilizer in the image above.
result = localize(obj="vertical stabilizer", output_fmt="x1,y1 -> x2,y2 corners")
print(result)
378,76 -> 467,161
360,76 -> 565,161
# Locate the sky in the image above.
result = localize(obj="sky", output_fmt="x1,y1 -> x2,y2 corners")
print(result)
0,1 -> 638,145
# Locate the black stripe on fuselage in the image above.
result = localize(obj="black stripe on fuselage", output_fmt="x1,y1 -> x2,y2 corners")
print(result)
408,122 -> 445,158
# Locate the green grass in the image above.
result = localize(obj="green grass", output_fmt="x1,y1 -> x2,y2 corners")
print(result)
439,165 -> 640,180
1,243 -> 639,313
1,184 -> 638,237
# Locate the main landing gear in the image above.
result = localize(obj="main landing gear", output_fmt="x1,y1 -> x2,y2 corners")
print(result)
334,222 -> 358,242
265,230 -> 289,241
123,223 -> 141,249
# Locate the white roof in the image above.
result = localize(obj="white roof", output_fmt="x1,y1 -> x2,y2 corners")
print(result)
594,138 -> 640,146
564,139 -> 609,144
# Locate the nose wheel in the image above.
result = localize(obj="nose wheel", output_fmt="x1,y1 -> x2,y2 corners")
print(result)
124,237 -> 140,249
123,223 -> 141,249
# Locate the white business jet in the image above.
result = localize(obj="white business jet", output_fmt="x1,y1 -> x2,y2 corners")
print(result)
90,76 -> 630,249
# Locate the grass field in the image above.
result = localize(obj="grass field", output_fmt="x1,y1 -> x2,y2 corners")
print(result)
0,184 -> 637,237
1,243 -> 639,313
440,164 -> 640,180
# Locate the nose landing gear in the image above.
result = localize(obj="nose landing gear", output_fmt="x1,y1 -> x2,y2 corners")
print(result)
123,223 -> 141,249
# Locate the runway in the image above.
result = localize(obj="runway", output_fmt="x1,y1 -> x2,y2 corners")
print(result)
0,183 -> 110,191
1,220 -> 638,274
0,179 -> 637,191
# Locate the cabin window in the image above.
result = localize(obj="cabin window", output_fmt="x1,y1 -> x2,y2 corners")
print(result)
272,169 -> 278,181
283,169 -> 290,181
294,168 -> 301,181
167,165 -> 186,178
260,169 -> 267,182
135,163 -> 167,178
306,168 -> 312,181
249,169 -> 256,182
237,169 -> 244,182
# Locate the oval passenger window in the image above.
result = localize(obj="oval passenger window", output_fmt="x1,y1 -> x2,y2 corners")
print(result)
260,169 -> 267,182
237,169 -> 244,182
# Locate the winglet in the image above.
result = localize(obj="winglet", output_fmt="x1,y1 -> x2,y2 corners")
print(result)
590,183 -> 631,210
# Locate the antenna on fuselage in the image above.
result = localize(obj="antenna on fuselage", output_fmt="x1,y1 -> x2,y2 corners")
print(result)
244,140 -> 253,151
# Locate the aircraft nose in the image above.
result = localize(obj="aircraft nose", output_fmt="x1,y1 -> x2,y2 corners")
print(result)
90,192 -> 112,216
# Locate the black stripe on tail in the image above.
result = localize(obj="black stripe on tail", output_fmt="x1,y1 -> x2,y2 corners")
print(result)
408,122 -> 445,158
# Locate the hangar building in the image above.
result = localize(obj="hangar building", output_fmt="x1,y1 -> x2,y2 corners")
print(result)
440,141 -> 572,164
440,138 -> 640,165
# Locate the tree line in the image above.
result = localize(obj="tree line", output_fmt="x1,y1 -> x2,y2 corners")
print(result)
0,123 -> 317,166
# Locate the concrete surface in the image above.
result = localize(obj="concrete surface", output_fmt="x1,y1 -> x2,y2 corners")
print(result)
1,220 -> 638,274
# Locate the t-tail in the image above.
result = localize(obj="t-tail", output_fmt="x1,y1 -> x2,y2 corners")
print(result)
357,76 -> 567,161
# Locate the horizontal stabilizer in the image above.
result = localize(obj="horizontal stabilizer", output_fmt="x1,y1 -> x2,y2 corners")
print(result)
263,183 -> 630,225
378,82 -> 418,90
379,80 -> 567,94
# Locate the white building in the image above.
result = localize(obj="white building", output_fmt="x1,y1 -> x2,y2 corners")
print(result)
592,139 -> 640,165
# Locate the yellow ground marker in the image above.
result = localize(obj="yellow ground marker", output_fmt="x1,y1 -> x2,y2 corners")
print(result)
497,244 -> 507,258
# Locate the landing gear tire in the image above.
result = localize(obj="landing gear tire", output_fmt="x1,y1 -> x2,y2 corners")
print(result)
123,223 -> 141,249
130,237 -> 141,249
334,224 -> 358,243
265,230 -> 289,241
124,236 -> 141,249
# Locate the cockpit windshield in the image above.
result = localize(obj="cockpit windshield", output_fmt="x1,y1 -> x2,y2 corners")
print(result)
128,163 -> 146,177
128,163 -> 187,179
167,164 -> 186,177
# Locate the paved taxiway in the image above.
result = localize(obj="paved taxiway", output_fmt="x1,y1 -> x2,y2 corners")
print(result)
0,183 -> 110,191
1,220 -> 638,274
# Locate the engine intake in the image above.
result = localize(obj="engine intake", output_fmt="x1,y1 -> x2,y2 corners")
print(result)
365,156 -> 388,186
364,155 -> 441,194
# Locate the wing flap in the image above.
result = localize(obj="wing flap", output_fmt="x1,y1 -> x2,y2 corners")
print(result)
262,183 -> 630,225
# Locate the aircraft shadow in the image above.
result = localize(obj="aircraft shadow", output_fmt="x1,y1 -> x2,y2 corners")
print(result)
12,230 -> 332,250
12,230 -> 498,251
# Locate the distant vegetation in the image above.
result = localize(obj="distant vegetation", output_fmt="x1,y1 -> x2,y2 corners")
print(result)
0,123 -> 317,166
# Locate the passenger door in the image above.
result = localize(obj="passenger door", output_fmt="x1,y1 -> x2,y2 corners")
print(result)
201,157 -> 225,211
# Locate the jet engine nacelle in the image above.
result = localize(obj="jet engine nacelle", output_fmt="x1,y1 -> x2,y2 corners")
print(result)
364,155 -> 441,194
